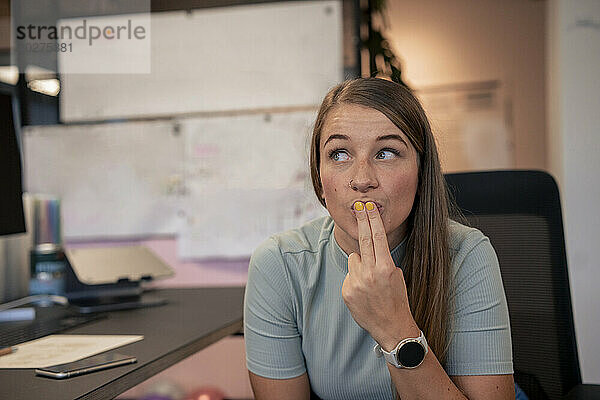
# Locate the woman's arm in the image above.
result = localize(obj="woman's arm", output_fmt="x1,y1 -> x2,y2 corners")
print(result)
245,239 -> 309,398
376,309 -> 514,400
451,374 -> 514,399
343,203 -> 513,400
249,371 -> 311,400
391,360 -> 514,399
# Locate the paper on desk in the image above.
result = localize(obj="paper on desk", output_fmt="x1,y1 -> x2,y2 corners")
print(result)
0,334 -> 143,369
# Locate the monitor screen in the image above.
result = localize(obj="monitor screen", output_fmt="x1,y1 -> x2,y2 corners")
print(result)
0,91 -> 26,236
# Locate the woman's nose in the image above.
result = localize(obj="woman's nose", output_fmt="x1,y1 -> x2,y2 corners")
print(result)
349,161 -> 378,192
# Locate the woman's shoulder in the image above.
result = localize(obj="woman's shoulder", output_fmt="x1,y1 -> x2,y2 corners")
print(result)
252,215 -> 333,262
447,219 -> 499,271
448,219 -> 490,254
447,219 -> 499,278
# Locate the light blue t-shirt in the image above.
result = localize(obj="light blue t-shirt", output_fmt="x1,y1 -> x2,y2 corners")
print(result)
244,216 -> 513,400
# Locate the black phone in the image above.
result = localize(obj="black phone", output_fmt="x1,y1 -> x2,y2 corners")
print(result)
35,353 -> 137,379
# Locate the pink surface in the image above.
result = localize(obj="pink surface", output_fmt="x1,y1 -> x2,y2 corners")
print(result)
65,237 -> 250,288
116,336 -> 252,399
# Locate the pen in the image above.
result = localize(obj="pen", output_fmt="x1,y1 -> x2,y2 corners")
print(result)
0,346 -> 17,357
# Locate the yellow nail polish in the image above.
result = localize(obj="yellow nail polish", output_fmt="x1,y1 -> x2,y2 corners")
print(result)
365,202 -> 375,211
354,202 -> 364,211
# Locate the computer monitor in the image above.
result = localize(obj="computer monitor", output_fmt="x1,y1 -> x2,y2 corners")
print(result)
0,89 -> 26,236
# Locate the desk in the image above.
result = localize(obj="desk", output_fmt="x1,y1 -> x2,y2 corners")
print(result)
0,287 -> 245,400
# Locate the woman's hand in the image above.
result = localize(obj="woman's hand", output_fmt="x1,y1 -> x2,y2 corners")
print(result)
341,201 -> 420,351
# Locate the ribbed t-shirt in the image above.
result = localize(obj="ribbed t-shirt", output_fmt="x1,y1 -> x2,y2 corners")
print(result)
244,216 -> 513,400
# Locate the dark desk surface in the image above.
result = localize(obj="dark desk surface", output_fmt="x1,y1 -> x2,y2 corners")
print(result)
0,287 -> 245,400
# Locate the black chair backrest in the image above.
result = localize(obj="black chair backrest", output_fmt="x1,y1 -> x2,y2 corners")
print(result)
444,170 -> 581,400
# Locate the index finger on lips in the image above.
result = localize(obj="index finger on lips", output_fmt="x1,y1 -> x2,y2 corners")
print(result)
353,201 -> 375,266
364,201 -> 391,263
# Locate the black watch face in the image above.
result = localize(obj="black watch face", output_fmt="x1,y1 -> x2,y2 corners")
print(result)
397,341 -> 425,368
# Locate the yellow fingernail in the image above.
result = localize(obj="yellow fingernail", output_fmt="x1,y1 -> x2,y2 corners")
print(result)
365,202 -> 375,211
354,202 -> 364,211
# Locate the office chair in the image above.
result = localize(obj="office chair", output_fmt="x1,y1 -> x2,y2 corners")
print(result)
444,170 -> 600,400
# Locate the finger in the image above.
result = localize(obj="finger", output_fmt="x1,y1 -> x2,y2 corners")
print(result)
364,201 -> 391,264
353,201 -> 375,266
347,252 -> 361,276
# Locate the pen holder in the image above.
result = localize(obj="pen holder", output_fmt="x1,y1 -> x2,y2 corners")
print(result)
29,248 -> 68,296
29,195 -> 68,297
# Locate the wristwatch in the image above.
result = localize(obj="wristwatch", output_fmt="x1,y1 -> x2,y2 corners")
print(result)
373,330 -> 428,369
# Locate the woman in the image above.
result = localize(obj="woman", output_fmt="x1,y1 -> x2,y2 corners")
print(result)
244,78 -> 514,399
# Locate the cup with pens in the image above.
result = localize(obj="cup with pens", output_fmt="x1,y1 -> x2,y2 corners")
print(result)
29,195 -> 69,299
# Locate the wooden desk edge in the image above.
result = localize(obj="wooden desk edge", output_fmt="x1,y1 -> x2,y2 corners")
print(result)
78,319 -> 244,400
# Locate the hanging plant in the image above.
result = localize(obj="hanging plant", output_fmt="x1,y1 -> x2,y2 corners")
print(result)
361,0 -> 408,87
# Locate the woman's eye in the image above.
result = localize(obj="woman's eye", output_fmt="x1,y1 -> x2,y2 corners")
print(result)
376,149 -> 399,160
329,150 -> 350,162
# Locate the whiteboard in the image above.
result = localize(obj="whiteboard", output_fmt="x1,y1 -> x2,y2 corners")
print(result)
22,111 -> 329,254
177,111 -> 327,259
59,1 -> 343,122
23,121 -> 185,239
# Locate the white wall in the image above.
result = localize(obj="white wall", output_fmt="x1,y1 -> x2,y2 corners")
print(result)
385,0 -> 600,384
384,0 -> 546,170
547,0 -> 600,384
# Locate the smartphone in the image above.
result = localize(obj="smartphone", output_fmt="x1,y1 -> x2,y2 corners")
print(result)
35,353 -> 137,379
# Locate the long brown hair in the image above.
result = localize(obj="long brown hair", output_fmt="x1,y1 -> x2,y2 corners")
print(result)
310,78 -> 452,364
